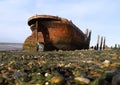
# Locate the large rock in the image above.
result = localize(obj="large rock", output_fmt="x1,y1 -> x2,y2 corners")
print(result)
90,70 -> 120,85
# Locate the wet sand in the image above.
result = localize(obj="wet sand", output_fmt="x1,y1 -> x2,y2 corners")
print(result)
0,43 -> 23,51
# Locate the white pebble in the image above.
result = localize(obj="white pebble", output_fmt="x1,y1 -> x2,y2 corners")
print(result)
45,73 -> 49,77
103,60 -> 110,64
45,82 -> 49,85
75,77 -> 90,84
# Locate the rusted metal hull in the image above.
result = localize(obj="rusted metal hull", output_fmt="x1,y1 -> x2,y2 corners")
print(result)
23,15 -> 91,51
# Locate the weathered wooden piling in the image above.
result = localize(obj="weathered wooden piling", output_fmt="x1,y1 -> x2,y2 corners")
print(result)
95,35 -> 106,50
100,36 -> 103,50
103,37 -> 106,50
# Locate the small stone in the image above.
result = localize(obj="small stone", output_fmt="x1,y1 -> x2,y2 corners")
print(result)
45,73 -> 50,77
6,65 -> 14,71
45,82 -> 49,85
65,63 -> 72,67
21,55 -> 25,59
89,65 -> 99,70
99,58 -> 105,62
103,60 -> 110,64
102,60 -> 110,67
13,72 -> 27,79
75,77 -> 90,84
50,75 -> 64,84
58,63 -> 65,67
37,72 -> 41,75
10,60 -> 15,64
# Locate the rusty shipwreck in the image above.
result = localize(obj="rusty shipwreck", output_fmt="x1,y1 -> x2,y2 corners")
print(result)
23,15 -> 91,51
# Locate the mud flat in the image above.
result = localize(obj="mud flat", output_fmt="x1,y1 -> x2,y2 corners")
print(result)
0,49 -> 120,85
0,43 -> 22,51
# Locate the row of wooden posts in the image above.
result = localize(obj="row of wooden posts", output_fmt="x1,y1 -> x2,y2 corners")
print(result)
94,35 -> 106,50
111,44 -> 120,49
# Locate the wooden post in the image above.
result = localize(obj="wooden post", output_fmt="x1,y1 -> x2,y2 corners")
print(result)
36,15 -> 38,42
103,37 -> 106,50
96,35 -> 100,50
36,15 -> 39,51
85,29 -> 92,49
100,36 -> 103,50
88,30 -> 91,48
85,29 -> 89,37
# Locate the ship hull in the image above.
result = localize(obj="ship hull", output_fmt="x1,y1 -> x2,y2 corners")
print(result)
23,15 -> 91,51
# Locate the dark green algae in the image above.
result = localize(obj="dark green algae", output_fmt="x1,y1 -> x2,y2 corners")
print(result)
0,49 -> 120,85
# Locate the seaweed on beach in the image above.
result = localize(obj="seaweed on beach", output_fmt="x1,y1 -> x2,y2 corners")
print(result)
0,49 -> 120,85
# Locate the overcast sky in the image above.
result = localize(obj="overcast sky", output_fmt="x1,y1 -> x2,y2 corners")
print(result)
0,0 -> 120,46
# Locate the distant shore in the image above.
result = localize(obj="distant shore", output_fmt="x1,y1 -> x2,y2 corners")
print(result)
0,43 -> 23,51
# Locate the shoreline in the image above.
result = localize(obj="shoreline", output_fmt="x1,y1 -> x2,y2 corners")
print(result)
0,43 -> 23,51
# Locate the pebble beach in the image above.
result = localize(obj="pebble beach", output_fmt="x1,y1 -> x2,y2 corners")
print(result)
0,44 -> 120,85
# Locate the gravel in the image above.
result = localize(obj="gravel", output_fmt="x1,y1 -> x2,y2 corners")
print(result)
0,49 -> 120,85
